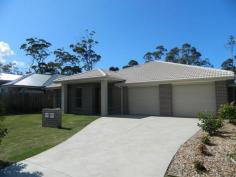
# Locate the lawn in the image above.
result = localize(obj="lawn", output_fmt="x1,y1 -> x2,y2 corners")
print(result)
0,114 -> 98,168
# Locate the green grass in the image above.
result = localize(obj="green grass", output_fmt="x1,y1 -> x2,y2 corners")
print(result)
0,114 -> 98,167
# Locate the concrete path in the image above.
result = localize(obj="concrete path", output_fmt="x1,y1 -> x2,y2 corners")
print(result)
0,116 -> 199,177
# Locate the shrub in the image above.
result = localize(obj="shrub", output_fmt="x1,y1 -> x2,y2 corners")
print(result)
218,103 -> 236,125
193,160 -> 207,174
198,112 -> 223,136
201,135 -> 211,145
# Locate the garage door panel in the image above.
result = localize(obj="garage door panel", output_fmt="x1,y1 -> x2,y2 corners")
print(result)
128,87 -> 159,115
173,83 -> 216,117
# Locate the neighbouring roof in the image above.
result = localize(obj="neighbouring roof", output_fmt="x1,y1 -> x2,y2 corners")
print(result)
45,75 -> 64,89
54,61 -> 234,85
2,74 -> 62,88
0,73 -> 22,82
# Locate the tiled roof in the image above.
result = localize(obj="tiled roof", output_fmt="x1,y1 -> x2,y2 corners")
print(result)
55,69 -> 124,82
117,61 -> 234,84
54,61 -> 234,85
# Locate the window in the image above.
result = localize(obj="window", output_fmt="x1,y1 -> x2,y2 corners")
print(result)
75,88 -> 82,108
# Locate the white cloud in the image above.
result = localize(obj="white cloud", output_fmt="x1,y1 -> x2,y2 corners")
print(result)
0,41 -> 15,63
12,60 -> 25,67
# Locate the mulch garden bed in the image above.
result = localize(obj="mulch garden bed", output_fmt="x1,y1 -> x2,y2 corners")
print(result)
166,123 -> 236,177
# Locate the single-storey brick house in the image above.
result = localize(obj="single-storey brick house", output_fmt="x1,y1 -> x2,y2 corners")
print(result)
54,61 -> 235,117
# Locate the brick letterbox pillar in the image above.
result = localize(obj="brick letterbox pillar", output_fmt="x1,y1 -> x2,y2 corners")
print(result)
42,108 -> 62,128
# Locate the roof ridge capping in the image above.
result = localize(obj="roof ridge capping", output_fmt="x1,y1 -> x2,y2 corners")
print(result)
154,60 -> 234,74
54,69 -> 100,82
98,68 -> 107,76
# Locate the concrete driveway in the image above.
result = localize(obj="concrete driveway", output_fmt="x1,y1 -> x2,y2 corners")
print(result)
1,116 -> 199,177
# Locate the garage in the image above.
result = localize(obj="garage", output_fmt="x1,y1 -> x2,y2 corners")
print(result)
172,83 -> 216,117
128,86 -> 160,115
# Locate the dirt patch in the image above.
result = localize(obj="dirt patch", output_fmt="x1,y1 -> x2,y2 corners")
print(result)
166,123 -> 236,177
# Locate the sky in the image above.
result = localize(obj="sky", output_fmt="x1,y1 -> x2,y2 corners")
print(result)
0,0 -> 236,72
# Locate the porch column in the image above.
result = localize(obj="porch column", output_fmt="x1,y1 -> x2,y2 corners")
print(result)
101,79 -> 108,116
61,84 -> 68,113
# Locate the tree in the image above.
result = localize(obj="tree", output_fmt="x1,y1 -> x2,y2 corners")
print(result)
0,62 -> 22,74
165,43 -> 213,67
128,59 -> 139,66
165,47 -> 180,63
144,45 -> 167,62
109,66 -> 119,71
61,66 -> 81,75
225,35 -> 236,62
221,58 -> 236,73
70,30 -> 101,71
54,48 -> 81,75
222,35 -> 236,72
20,38 -> 52,73
122,59 -> 139,69
44,62 -> 61,74
143,52 -> 153,63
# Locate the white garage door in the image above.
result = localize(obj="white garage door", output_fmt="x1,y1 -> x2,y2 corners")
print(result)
128,87 -> 159,115
173,83 -> 216,117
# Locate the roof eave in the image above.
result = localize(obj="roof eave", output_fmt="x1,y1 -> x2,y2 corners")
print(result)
116,76 -> 235,87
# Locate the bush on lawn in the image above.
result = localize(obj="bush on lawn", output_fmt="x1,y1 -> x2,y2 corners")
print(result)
218,102 -> 236,125
198,112 -> 223,136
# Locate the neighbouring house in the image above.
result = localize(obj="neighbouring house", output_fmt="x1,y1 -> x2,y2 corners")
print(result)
0,73 -> 62,113
0,73 -> 22,85
54,61 -> 235,117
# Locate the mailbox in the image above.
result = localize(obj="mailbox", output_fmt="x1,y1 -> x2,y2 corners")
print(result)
42,108 -> 62,128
